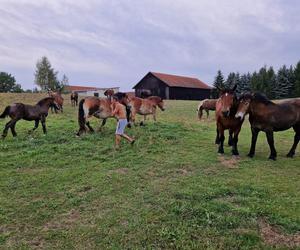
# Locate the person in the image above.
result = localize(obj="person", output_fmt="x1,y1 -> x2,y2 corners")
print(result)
111,96 -> 135,148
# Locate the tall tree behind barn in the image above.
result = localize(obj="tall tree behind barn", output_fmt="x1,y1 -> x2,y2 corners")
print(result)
133,72 -> 212,100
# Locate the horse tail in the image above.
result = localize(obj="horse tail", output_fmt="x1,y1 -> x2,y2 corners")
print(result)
77,99 -> 86,136
0,106 -> 10,118
197,101 -> 204,120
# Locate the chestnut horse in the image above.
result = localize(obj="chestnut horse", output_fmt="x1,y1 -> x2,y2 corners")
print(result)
215,85 -> 245,155
236,92 -> 300,160
128,96 -> 165,126
76,92 -> 130,136
197,99 -> 217,119
0,97 -> 59,138
104,89 -> 115,101
48,90 -> 64,113
71,92 -> 78,107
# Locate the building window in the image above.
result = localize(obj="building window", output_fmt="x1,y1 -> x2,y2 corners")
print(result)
94,93 -> 99,97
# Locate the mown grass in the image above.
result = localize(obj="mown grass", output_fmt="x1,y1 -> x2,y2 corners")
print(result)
0,93 -> 299,249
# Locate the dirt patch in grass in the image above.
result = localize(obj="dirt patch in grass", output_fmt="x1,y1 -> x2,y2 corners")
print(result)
28,237 -> 45,249
258,218 -> 300,248
218,155 -> 240,169
108,168 -> 129,175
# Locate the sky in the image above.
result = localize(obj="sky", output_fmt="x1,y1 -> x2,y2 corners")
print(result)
1,0 -> 300,91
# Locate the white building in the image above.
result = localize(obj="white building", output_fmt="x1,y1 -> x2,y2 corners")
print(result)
65,85 -> 120,97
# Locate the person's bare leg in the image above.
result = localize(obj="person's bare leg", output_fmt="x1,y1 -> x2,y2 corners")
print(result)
121,134 -> 135,144
115,134 -> 121,148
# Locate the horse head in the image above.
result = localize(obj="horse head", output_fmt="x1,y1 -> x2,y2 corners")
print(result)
235,92 -> 253,120
217,84 -> 237,118
148,96 -> 165,111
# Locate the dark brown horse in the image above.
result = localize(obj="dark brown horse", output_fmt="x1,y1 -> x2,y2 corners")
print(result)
0,97 -> 59,138
215,85 -> 245,155
48,90 -> 64,113
128,96 -> 165,126
76,92 -> 130,136
236,93 -> 300,160
71,92 -> 78,107
197,99 -> 217,119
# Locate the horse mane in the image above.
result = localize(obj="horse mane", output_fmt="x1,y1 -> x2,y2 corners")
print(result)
240,92 -> 274,105
37,97 -> 54,106
113,92 -> 127,100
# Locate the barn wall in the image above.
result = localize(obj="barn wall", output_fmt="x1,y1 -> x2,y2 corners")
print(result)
134,74 -> 167,98
169,87 -> 211,100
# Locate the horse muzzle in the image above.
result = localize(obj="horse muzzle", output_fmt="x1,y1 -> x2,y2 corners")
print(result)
235,112 -> 245,120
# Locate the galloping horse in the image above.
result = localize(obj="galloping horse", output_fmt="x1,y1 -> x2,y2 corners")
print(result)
236,93 -> 300,160
197,99 -> 217,119
104,89 -> 115,101
48,90 -> 64,113
128,96 -> 165,126
71,92 -> 78,107
215,85 -> 245,155
0,97 -> 59,138
76,92 -> 130,136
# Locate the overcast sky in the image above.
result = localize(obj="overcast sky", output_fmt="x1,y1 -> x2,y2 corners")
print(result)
1,0 -> 300,91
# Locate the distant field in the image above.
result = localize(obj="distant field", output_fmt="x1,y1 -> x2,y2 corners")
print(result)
0,93 -> 299,249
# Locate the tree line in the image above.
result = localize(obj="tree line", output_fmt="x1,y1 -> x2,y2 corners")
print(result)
0,56 -> 68,93
213,61 -> 300,99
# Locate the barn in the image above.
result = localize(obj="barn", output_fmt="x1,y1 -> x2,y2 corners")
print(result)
133,72 -> 212,100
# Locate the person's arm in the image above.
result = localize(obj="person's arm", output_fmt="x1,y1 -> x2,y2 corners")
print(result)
111,104 -> 119,117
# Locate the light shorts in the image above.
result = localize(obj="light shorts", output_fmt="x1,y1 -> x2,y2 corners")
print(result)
115,119 -> 128,135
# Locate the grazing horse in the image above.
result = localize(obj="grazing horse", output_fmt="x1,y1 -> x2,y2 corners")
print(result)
48,90 -> 64,113
128,96 -> 165,126
71,92 -> 78,107
215,85 -> 245,155
0,97 -> 59,138
76,92 -> 130,136
235,93 -> 300,160
197,99 -> 217,119
104,89 -> 115,101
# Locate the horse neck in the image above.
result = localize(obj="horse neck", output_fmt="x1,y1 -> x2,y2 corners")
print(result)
38,101 -> 52,112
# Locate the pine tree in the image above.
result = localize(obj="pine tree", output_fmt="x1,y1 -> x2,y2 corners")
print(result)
226,72 -> 236,89
275,65 -> 291,99
287,65 -> 296,97
239,73 -> 251,94
294,61 -> 300,97
213,70 -> 225,97
266,67 -> 276,98
34,56 -> 59,91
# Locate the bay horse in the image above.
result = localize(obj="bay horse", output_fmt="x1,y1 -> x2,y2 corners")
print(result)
128,96 -> 165,126
197,99 -> 217,119
71,92 -> 78,107
215,85 -> 245,155
0,97 -> 59,138
48,90 -> 64,113
76,92 -> 130,136
235,93 -> 300,160
104,89 -> 115,101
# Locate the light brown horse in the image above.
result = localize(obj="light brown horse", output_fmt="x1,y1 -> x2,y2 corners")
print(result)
197,99 -> 217,119
236,92 -> 300,160
128,96 -> 165,126
215,85 -> 245,155
48,90 -> 64,113
0,97 -> 59,138
76,92 -> 130,136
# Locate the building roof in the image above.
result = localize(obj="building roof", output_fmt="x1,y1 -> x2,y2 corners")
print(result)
133,72 -> 212,89
65,85 -> 119,92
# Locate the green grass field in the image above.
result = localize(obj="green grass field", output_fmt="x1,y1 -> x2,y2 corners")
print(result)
0,93 -> 299,249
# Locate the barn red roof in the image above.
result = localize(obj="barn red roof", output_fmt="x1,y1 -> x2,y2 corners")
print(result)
150,72 -> 211,89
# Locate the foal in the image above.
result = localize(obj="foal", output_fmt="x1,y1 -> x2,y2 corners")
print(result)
71,92 -> 78,107
236,92 -> 300,160
0,97 -> 58,138
215,85 -> 245,155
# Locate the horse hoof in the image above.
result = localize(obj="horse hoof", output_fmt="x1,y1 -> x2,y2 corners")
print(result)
268,156 -> 276,161
218,149 -> 224,154
232,151 -> 239,156
247,153 -> 254,158
286,152 -> 294,158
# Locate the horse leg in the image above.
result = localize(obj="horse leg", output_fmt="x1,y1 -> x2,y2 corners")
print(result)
287,126 -> 300,157
86,121 -> 95,132
265,131 -> 277,160
98,119 -> 107,131
206,109 -> 209,118
198,108 -> 203,120
2,119 -> 16,138
153,108 -> 157,122
248,127 -> 260,158
41,116 -> 47,134
215,128 -> 220,144
10,120 -> 18,137
217,127 -> 225,154
231,127 -> 241,156
228,129 -> 233,146
29,119 -> 39,133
